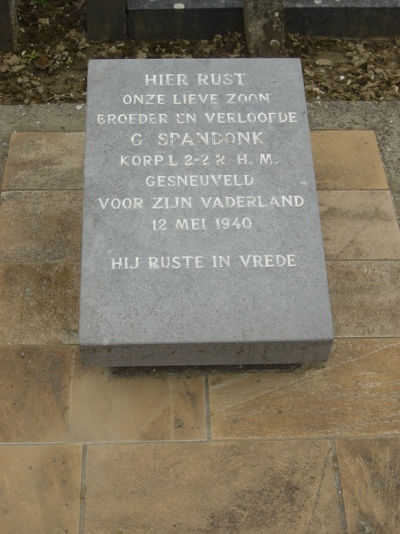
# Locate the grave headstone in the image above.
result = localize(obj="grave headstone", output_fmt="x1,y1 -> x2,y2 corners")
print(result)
80,58 -> 333,366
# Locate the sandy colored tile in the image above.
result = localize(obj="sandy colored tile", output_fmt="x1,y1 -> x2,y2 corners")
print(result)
0,262 -> 79,344
311,131 -> 388,190
0,444 -> 82,534
319,190 -> 400,260
0,190 -> 82,262
209,338 -> 400,440
69,359 -> 206,442
83,440 -> 344,534
2,131 -> 85,190
337,438 -> 400,533
328,261 -> 400,337
0,346 -> 75,443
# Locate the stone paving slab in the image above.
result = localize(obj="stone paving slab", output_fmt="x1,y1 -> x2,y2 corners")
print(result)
0,444 -> 82,534
2,132 -> 85,190
0,345 -> 74,443
306,103 -> 400,218
0,190 -> 82,262
318,190 -> 400,260
0,262 -> 79,345
209,338 -> 400,440
336,438 -> 400,533
327,261 -> 400,337
83,441 -> 344,534
69,357 -> 207,442
311,130 -> 388,190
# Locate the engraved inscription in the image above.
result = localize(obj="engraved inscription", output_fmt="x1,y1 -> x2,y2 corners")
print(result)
110,253 -> 297,270
89,65 -> 309,272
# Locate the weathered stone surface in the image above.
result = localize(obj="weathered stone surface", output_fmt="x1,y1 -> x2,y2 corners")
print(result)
84,441 -> 343,534
244,0 -> 285,57
80,59 -> 333,365
0,444 -> 82,533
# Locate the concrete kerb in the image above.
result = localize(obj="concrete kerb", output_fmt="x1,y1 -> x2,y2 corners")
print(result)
1,102 -> 399,224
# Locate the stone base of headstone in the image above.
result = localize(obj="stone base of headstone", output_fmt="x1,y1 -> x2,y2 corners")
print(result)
0,0 -> 18,52
127,0 -> 244,41
86,0 -> 126,42
244,0 -> 285,58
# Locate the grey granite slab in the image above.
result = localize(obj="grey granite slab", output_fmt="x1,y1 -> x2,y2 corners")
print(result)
80,58 -> 333,366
